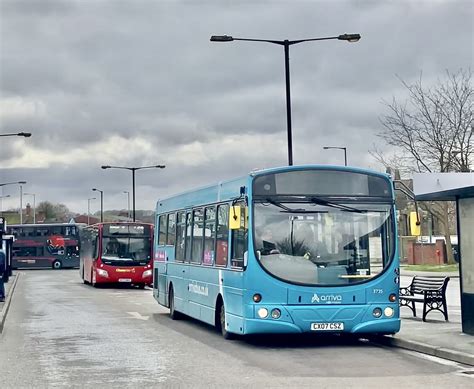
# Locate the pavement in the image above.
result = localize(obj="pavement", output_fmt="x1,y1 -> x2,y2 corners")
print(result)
0,273 -> 19,333
376,268 -> 474,366
1,269 -> 473,368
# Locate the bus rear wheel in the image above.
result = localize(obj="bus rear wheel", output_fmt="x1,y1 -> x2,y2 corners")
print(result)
52,260 -> 62,270
169,286 -> 181,320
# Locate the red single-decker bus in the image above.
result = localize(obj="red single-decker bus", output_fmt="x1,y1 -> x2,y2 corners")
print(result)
80,222 -> 153,288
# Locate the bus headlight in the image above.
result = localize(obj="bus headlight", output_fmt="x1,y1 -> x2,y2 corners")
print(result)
97,269 -> 108,278
384,307 -> 394,318
142,270 -> 152,278
372,307 -> 382,318
257,308 -> 268,319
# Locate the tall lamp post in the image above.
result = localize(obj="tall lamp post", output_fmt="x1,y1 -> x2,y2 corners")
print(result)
101,165 -> 166,222
87,197 -> 96,225
92,188 -> 104,222
0,181 -> 27,223
123,191 -> 131,220
23,192 -> 36,223
211,33 -> 360,166
0,195 -> 10,215
323,146 -> 348,166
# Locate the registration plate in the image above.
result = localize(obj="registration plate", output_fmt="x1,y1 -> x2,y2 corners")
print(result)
311,322 -> 344,331
118,278 -> 132,283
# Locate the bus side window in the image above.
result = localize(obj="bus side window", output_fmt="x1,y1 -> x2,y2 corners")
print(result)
158,215 -> 167,246
191,209 -> 203,264
175,212 -> 186,261
167,213 -> 176,246
185,211 -> 192,261
91,229 -> 99,260
203,206 -> 216,265
231,203 -> 247,269
215,204 -> 229,267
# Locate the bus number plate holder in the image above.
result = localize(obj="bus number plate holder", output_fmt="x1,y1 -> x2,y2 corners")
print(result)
311,322 -> 344,331
118,278 -> 132,283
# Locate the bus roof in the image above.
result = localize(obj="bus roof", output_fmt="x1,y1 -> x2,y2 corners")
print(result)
155,164 -> 391,214
8,223 -> 86,228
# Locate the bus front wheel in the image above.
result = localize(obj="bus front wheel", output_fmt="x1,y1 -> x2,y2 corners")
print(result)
169,286 -> 181,320
218,301 -> 235,340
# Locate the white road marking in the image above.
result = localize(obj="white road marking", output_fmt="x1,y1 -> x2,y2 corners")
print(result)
126,311 -> 150,320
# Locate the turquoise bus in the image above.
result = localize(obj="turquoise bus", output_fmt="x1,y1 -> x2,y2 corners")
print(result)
153,165 -> 400,338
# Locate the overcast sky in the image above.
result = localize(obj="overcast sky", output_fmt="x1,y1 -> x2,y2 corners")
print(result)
0,0 -> 472,215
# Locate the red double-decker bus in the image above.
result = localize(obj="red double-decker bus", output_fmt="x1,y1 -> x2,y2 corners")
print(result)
80,222 -> 153,288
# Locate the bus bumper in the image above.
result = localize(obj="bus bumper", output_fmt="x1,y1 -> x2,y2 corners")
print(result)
241,304 -> 400,335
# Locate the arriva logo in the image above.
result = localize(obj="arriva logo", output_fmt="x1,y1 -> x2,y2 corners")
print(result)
311,293 -> 343,304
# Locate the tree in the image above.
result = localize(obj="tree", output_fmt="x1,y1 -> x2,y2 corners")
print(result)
36,201 -> 71,222
375,69 -> 473,263
36,201 -> 56,221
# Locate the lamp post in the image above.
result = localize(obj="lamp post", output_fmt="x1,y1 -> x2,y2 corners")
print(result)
87,197 -> 96,225
0,181 -> 27,223
0,132 -> 32,137
92,188 -> 104,222
123,191 -> 131,220
23,192 -> 36,223
323,146 -> 348,166
211,33 -> 360,166
101,165 -> 166,222
0,195 -> 10,215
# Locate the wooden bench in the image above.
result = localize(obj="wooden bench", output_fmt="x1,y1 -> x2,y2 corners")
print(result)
399,276 -> 450,321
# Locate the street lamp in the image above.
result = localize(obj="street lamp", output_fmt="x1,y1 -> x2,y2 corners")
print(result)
23,192 -> 36,223
87,197 -> 96,225
323,146 -> 348,166
0,181 -> 27,223
211,33 -> 360,166
123,191 -> 131,220
0,195 -> 10,215
92,188 -> 104,222
0,132 -> 32,137
101,165 -> 166,222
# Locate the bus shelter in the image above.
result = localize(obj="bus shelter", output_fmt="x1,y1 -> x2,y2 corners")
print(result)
413,173 -> 474,335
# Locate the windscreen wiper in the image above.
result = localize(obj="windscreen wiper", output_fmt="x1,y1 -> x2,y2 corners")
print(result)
265,198 -> 307,213
309,197 -> 364,213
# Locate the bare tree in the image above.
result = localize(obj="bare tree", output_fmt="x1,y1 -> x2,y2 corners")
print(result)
375,69 -> 473,263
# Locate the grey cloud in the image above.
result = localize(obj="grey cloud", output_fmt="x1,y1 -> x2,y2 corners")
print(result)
1,0 -> 472,212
